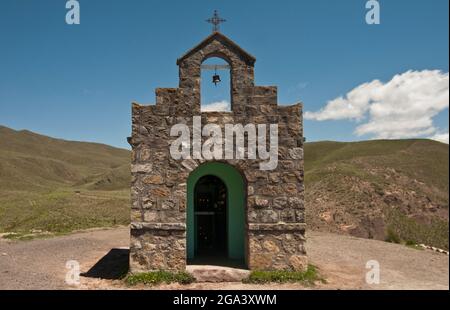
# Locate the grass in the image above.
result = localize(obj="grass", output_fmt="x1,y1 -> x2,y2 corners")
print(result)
126,268 -> 324,287
305,139 -> 449,204
384,208 -> 449,250
0,188 -> 130,235
405,242 -> 424,251
0,126 -> 130,235
2,232 -> 55,241
385,228 -> 401,244
384,228 -> 423,250
305,139 -> 417,173
243,265 -> 324,286
125,271 -> 195,286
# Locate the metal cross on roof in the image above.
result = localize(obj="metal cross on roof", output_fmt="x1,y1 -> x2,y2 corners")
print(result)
206,10 -> 226,32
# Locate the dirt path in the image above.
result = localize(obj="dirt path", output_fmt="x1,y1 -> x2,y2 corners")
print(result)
0,227 -> 448,290
0,227 -> 129,290
306,231 -> 449,290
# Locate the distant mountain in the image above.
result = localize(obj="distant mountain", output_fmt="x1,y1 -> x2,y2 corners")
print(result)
0,126 -> 130,235
0,126 -> 448,248
305,140 -> 449,249
0,126 -> 130,191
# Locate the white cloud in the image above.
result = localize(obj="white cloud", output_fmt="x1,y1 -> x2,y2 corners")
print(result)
429,132 -> 449,144
305,70 -> 449,140
201,100 -> 230,112
305,80 -> 381,121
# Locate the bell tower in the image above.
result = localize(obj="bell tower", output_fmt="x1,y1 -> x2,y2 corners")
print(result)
176,31 -> 256,115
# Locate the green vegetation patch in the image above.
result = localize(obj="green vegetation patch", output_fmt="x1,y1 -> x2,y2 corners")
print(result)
1,231 -> 57,241
385,208 -> 449,250
125,271 -> 196,286
0,126 -> 131,236
243,265 -> 324,286
0,188 -> 130,236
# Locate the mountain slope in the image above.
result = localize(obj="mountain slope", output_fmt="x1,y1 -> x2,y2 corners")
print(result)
0,125 -> 130,190
0,126 -> 448,248
0,126 -> 131,235
305,140 -> 449,249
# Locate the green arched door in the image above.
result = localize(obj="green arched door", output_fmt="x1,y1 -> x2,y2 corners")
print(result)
187,162 -> 246,263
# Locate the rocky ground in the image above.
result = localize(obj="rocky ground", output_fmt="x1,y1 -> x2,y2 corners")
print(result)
0,226 -> 448,290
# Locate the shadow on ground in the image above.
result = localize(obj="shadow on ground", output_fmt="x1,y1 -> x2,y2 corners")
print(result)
81,248 -> 129,280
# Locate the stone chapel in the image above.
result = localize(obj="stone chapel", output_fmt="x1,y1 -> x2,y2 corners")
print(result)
128,31 -> 307,272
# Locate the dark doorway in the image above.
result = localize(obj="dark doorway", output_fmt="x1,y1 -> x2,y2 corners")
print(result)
194,175 -> 227,258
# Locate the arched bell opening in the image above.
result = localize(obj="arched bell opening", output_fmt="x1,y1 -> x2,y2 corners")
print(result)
200,56 -> 232,112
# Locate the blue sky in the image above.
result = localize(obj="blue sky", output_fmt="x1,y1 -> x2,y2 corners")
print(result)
0,0 -> 448,149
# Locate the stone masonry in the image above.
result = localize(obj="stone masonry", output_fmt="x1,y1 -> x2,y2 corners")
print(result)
128,32 -> 307,272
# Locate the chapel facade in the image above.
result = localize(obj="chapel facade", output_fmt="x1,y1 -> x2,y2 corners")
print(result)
128,32 -> 307,272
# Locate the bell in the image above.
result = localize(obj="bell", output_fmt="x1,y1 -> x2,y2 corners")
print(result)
212,74 -> 221,86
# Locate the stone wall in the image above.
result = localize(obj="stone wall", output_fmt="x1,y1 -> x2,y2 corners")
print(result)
128,32 -> 306,272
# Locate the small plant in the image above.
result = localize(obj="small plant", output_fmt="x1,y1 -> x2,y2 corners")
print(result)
125,271 -> 195,286
404,240 -> 424,250
405,239 -> 416,246
385,228 -> 401,244
243,265 -> 324,286
405,244 -> 423,251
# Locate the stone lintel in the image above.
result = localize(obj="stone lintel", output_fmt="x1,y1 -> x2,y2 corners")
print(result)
131,222 -> 186,231
248,223 -> 306,232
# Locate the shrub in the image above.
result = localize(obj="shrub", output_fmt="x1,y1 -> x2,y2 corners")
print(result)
125,271 -> 195,286
243,265 -> 324,286
385,228 -> 401,244
385,208 -> 449,250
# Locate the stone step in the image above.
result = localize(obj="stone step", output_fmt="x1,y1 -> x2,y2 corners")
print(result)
186,265 -> 250,283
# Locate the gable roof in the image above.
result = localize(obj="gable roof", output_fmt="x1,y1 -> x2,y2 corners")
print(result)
176,32 -> 256,66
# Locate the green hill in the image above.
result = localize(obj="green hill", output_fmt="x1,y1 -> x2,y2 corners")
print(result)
0,126 -> 131,236
0,126 -> 448,248
305,140 -> 449,249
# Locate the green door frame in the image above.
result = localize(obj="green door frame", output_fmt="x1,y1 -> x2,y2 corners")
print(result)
187,162 -> 246,262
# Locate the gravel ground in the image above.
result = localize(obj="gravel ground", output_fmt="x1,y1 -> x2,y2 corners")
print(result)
0,227 -> 448,290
